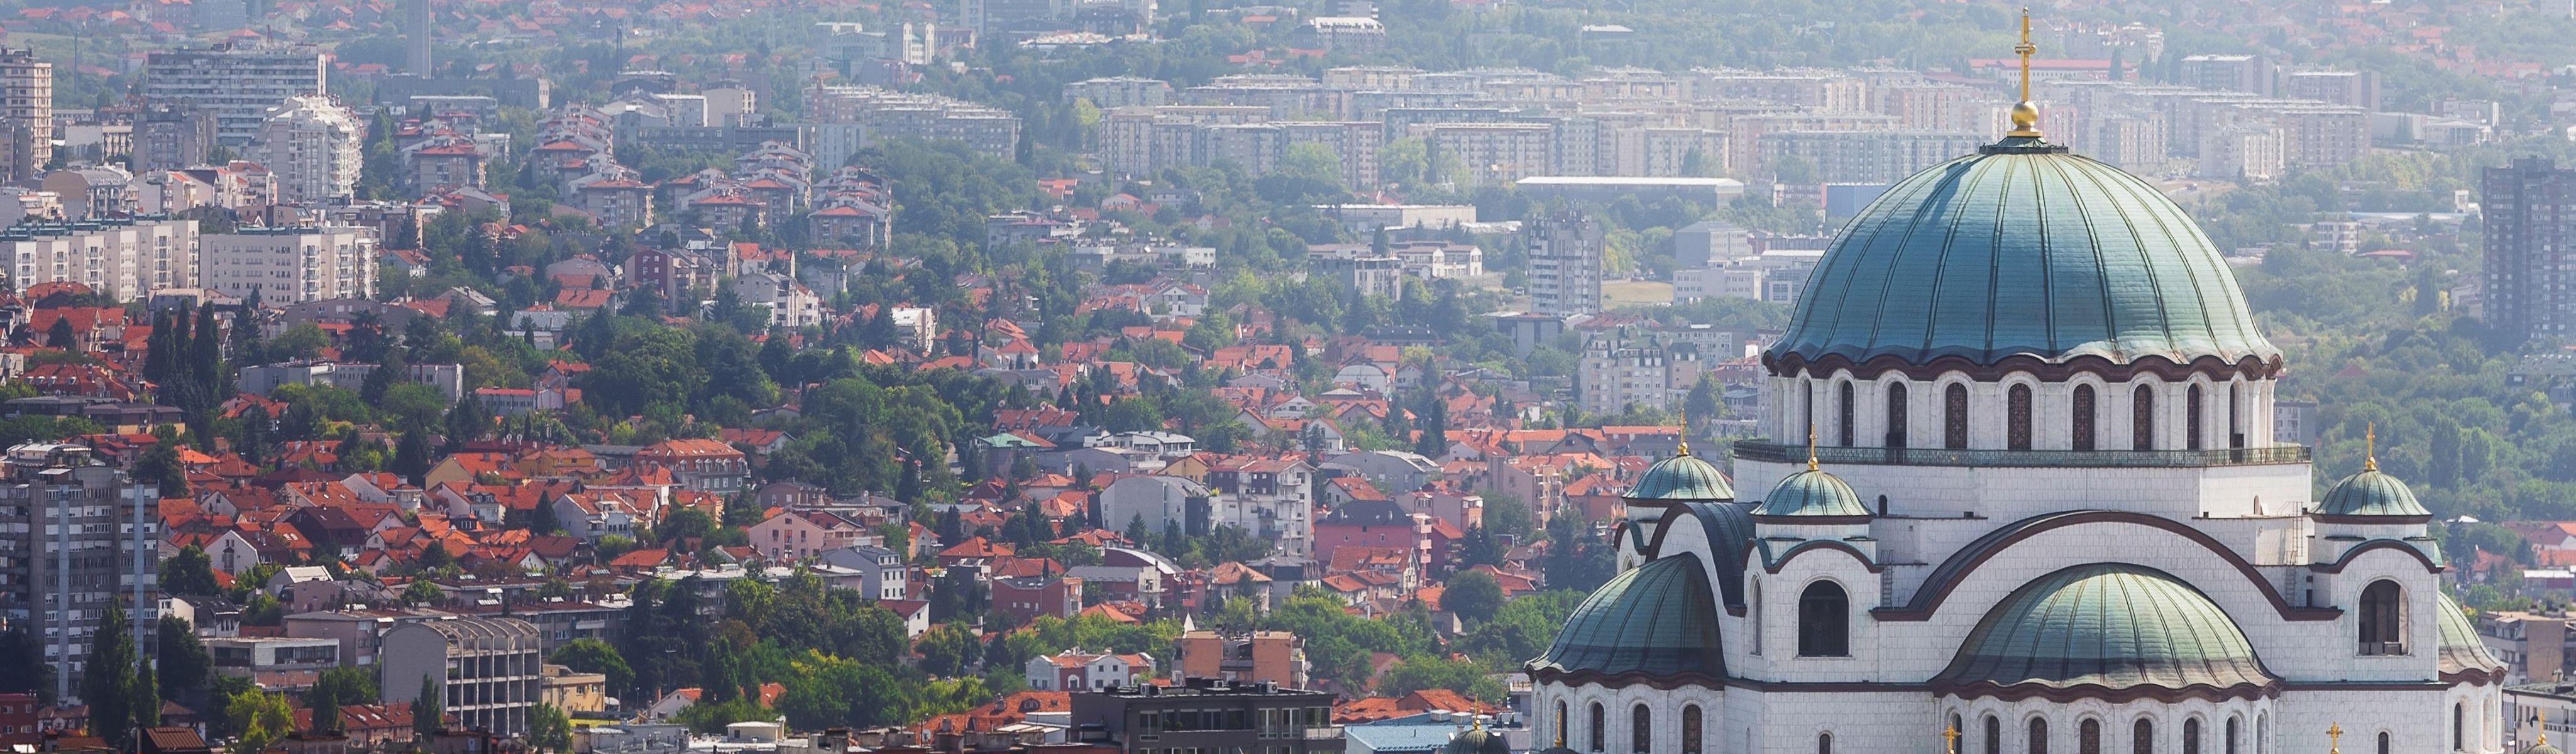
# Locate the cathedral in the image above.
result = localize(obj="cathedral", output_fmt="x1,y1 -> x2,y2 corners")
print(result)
1523,26 -> 2507,754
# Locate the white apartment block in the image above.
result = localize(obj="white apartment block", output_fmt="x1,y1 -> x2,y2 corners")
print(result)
0,48 -> 52,181
1411,121 -> 1553,187
144,44 -> 327,145
201,227 -> 376,303
0,217 -> 196,298
1577,331 -> 1701,415
1065,76 -> 1172,109
249,96 -> 362,205
1525,212 -> 1602,317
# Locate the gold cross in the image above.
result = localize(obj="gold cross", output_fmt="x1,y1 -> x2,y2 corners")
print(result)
2014,8 -> 2037,102
1807,423 -> 1820,472
2327,723 -> 2343,754
2364,422 -> 2378,472
1942,725 -> 1960,754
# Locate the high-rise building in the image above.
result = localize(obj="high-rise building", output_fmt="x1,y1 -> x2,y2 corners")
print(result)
134,104 -> 219,173
247,96 -> 363,205
143,44 -> 327,146
0,49 -> 52,182
405,0 -> 432,77
381,617 -> 541,736
0,217 -> 198,298
201,226 -> 377,303
0,444 -> 162,704
2179,53 -> 2274,96
2483,156 -> 2576,344
1525,211 -> 1603,317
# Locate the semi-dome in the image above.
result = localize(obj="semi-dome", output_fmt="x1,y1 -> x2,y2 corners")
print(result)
2317,463 -> 2430,518
1754,466 -> 1868,518
1768,138 -> 2279,370
2436,593 -> 2506,678
1527,553 -> 1724,680
1935,562 -> 2276,698
1626,447 -> 1734,501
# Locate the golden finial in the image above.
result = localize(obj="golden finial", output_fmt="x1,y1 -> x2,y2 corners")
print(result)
1942,724 -> 1960,754
1806,423 -> 1820,473
2006,8 -> 2043,138
1675,436 -> 1691,457
2327,723 -> 2343,754
2364,422 -> 2378,473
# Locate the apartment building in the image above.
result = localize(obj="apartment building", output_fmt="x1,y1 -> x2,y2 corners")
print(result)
249,96 -> 363,205
1577,328 -> 1703,415
1410,122 -> 1553,187
1524,211 -> 1603,317
801,84 -> 1023,155
144,43 -> 328,145
2484,157 -> 2576,344
0,48 -> 50,181
1065,76 -> 1173,108
381,617 -> 541,736
201,227 -> 377,303
1756,130 -> 1981,184
1069,677 -> 1341,754
0,444 -> 161,703
0,217 -> 197,298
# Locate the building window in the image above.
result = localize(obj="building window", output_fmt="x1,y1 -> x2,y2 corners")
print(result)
2185,719 -> 2201,754
2359,580 -> 2405,655
1681,706 -> 1702,754
1590,703 -> 1604,753
1944,383 -> 1969,449
2072,385 -> 2097,451
1838,380 -> 1855,447
1886,383 -> 1908,447
1818,733 -> 1832,754
1985,716 -> 2001,754
2453,704 -> 2463,751
1797,581 -> 1848,657
2186,386 -> 2205,450
1556,702 -> 1568,749
2008,383 -> 2033,451
2375,733 -> 2389,754
1632,706 -> 1651,754
2134,720 -> 2152,754
2224,718 -> 2238,754
2228,383 -> 2245,449
2132,385 -> 2156,451
2081,720 -> 2101,754
2030,719 -> 2049,754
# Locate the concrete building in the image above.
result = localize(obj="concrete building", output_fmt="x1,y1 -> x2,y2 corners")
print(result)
1411,122 -> 1553,187
1757,131 -> 1985,184
135,104 -> 219,174
1524,212 -> 1603,317
0,217 -> 197,298
2284,70 -> 2382,111
381,617 -> 541,736
801,84 -> 1023,156
250,96 -> 363,205
1071,677 -> 1340,754
144,44 -> 328,146
0,444 -> 160,703
1099,476 -> 1212,540
1065,77 -> 1172,109
1577,328 -> 1702,415
1172,631 -> 1309,688
2179,53 -> 2274,96
1308,244 -> 1404,300
0,49 -> 51,182
201,227 -> 377,303
2483,157 -> 2576,344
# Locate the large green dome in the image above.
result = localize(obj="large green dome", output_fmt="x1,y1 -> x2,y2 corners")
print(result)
1527,553 -> 1724,679
1770,139 -> 2279,369
1935,562 -> 2276,697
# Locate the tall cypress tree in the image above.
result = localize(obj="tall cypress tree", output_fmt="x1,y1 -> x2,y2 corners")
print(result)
82,603 -> 134,746
129,661 -> 159,731
190,303 -> 223,401
411,674 -> 443,740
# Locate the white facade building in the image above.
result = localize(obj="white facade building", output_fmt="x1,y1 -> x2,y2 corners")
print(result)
0,217 -> 196,297
248,96 -> 363,205
201,227 -> 377,302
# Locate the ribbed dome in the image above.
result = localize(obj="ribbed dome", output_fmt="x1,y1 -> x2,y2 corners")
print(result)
2317,467 -> 2430,518
1937,563 -> 2276,697
1754,468 -> 1868,518
1626,451 -> 1734,501
2436,593 -> 2505,677
1448,728 -> 1511,754
1527,553 -> 1724,679
1770,139 -> 2279,369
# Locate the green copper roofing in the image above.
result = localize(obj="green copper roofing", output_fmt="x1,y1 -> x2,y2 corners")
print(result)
2436,593 -> 2505,677
1771,145 -> 2279,368
1754,468 -> 1869,518
2316,467 -> 2430,518
1626,452 -> 1735,501
1937,563 -> 2276,694
1683,501 -> 1756,608
1447,728 -> 1511,754
1528,553 -> 1724,679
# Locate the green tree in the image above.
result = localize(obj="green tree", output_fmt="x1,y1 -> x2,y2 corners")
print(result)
402,579 -> 444,606
224,688 -> 295,753
1442,570 -> 1503,624
915,623 -> 981,677
155,616 -> 211,702
530,702 -> 573,752
129,660 -> 159,730
160,545 -> 220,596
410,674 -> 443,739
548,639 -> 635,697
84,603 -> 136,746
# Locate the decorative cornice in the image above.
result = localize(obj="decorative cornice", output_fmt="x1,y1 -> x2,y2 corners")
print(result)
1930,679 -> 2281,704
1763,351 -> 2282,383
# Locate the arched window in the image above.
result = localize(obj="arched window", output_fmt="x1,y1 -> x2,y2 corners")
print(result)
1950,715 -> 1964,753
2030,719 -> 2050,754
1797,581 -> 1849,657
2453,704 -> 2463,751
1984,716 -> 2001,754
2228,382 -> 2245,449
2132,385 -> 2156,451
1838,380 -> 1855,447
1681,706 -> 1703,754
2008,383 -> 2033,451
2359,579 -> 2406,655
2081,719 -> 2102,754
2072,384 -> 2098,451
2186,385 -> 2205,450
1801,378 -> 1814,440
1944,383 -> 1969,449
2134,720 -> 2153,754
1589,703 -> 1605,753
1818,733 -> 1832,754
1632,705 -> 1651,754
2224,718 -> 2239,754
1749,582 -> 1763,655
1555,702 -> 1568,748
1886,383 -> 1908,447
2376,732 -> 2389,754
2185,719 -> 2201,754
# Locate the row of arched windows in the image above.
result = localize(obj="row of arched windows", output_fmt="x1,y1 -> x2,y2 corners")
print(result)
1947,713 -> 2255,754
1809,378 -> 2252,452
1553,702 -> 1705,754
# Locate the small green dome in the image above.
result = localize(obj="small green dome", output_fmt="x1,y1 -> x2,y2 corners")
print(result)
2436,593 -> 2505,677
1626,451 -> 1734,501
1448,727 -> 1511,754
2317,466 -> 2430,518
1755,467 -> 1869,518
1937,563 -> 2275,696
1770,141 -> 2278,369
1527,553 -> 1723,679
2524,741 -> 2563,754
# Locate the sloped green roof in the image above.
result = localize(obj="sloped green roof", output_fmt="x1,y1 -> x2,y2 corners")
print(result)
1626,452 -> 1734,501
1937,563 -> 2275,694
2436,593 -> 2505,677
2317,467 -> 2430,518
1527,553 -> 1724,679
1755,468 -> 1869,518
1770,142 -> 2279,368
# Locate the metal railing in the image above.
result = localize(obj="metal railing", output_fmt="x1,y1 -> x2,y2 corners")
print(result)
1729,440 -> 2311,468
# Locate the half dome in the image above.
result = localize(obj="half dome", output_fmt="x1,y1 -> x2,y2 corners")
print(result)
2317,467 -> 2430,518
2436,593 -> 2506,679
1626,451 -> 1734,501
1527,553 -> 1724,680
1935,562 -> 2276,699
1769,140 -> 2279,370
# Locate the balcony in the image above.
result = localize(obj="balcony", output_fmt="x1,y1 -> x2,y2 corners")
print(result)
1729,441 -> 2311,468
